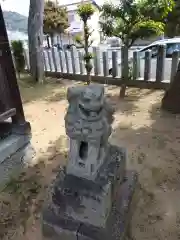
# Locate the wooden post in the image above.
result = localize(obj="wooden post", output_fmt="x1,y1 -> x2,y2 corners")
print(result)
93,47 -> 100,76
47,50 -> 53,72
58,50 -> 63,73
43,51 -> 47,72
0,5 -> 30,132
64,50 -> 70,74
133,51 -> 140,80
103,51 -> 108,77
112,51 -> 117,78
156,44 -> 166,82
51,47 -> 58,72
170,50 -> 179,83
144,50 -> 152,81
78,51 -> 84,75
71,47 -> 76,74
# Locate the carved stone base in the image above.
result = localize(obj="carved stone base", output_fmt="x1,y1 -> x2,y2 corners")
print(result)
42,146 -> 138,240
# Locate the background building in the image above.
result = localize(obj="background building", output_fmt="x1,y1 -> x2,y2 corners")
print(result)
54,0 -> 101,47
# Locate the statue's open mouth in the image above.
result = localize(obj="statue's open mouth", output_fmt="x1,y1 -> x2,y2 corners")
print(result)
79,103 -> 102,117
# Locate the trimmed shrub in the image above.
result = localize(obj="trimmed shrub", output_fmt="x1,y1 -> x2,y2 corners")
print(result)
11,40 -> 25,78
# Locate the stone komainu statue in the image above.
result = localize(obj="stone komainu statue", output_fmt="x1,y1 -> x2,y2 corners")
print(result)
64,84 -> 115,180
42,84 -> 136,240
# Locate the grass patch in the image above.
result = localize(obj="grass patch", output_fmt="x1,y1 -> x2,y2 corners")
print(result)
0,135 -> 68,239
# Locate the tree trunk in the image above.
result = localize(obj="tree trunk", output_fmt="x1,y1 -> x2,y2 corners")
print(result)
84,20 -> 92,85
28,0 -> 44,83
161,61 -> 180,113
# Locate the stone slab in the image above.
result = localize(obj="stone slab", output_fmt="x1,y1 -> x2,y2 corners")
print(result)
42,170 -> 138,240
0,134 -> 30,164
0,135 -> 35,189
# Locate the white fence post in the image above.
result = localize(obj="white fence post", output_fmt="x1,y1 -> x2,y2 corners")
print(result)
52,47 -> 58,72
144,50 -> 152,81
170,50 -> 179,82
58,50 -> 63,73
156,44 -> 166,82
121,46 -> 129,81
78,51 -> 84,75
23,49 -> 29,71
47,50 -> 53,72
133,51 -> 140,80
71,47 -> 76,74
64,50 -> 70,74
112,51 -> 118,78
93,47 -> 101,76
103,51 -> 108,77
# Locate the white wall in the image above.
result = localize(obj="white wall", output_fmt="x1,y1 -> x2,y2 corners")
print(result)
65,8 -> 101,46
88,10 -> 100,46
45,0 -> 101,47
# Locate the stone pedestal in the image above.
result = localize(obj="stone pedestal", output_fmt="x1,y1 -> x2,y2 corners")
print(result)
42,84 -> 137,239
42,145 -> 137,240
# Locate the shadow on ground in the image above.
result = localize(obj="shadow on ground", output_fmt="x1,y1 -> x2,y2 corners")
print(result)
19,75 -> 75,104
105,87 -> 157,115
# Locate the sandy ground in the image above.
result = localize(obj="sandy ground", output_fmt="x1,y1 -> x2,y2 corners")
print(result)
1,78 -> 180,240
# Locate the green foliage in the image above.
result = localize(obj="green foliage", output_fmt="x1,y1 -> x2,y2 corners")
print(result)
74,34 -> 84,47
83,52 -> 93,61
164,0 -> 180,37
75,3 -> 95,84
139,0 -> 174,21
11,40 -> 25,78
130,20 -> 165,41
44,1 -> 69,34
77,3 -> 95,22
100,0 -> 174,48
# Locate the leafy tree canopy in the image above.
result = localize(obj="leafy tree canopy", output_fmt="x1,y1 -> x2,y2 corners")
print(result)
164,0 -> 180,37
11,40 -> 25,78
44,0 -> 69,34
100,0 -> 174,47
77,3 -> 95,22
